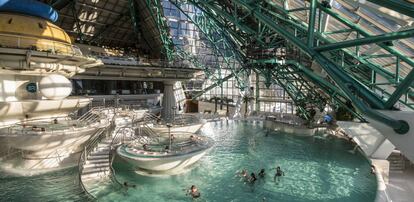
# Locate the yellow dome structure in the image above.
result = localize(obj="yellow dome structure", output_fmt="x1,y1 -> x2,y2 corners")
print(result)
0,13 -> 75,55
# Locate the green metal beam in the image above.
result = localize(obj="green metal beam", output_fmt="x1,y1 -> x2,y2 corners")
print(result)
314,29 -> 414,52
366,0 -> 414,19
385,68 -> 414,108
229,0 -> 409,134
307,0 -> 317,47
192,71 -> 237,100
318,5 -> 414,76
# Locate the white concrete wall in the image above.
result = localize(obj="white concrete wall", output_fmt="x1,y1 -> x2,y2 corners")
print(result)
0,75 -> 41,101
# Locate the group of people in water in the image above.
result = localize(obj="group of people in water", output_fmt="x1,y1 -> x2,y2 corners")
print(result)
184,166 -> 284,200
238,166 -> 285,185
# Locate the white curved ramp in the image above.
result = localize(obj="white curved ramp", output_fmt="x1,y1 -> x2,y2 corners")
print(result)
337,121 -> 395,160
366,110 -> 414,163
338,110 -> 414,163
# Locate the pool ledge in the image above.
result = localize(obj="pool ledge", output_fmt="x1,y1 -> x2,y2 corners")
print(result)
264,119 -> 326,136
372,159 -> 392,202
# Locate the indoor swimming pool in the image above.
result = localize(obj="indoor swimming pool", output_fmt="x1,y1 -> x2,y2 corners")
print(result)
0,120 -> 377,202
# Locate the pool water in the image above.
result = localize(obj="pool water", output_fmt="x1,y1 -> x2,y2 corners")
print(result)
0,120 -> 377,202
103,120 -> 377,201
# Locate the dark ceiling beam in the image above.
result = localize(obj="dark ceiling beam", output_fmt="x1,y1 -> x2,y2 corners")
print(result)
75,2 -> 123,16
59,13 -> 132,32
51,0 -> 73,10
88,12 -> 130,43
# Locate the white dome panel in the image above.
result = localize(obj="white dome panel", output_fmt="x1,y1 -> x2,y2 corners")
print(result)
39,74 -> 72,100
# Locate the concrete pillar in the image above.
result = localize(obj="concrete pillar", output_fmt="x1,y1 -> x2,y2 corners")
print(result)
162,81 -> 176,121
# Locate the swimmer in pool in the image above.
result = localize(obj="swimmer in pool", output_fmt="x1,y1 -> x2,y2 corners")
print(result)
187,185 -> 201,199
237,169 -> 249,182
273,166 -> 284,182
249,172 -> 257,184
258,169 -> 265,178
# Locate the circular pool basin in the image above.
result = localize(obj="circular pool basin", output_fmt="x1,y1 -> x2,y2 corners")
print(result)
105,120 -> 377,201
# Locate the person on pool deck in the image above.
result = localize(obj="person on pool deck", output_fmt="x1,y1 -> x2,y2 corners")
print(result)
273,166 -> 285,182
258,169 -> 265,178
143,144 -> 149,151
188,185 -> 201,198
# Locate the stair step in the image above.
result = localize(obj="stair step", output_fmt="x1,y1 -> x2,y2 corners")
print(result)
86,158 -> 109,164
83,167 -> 110,174
88,154 -> 109,159
90,150 -> 110,156
81,172 -> 110,181
84,162 -> 110,168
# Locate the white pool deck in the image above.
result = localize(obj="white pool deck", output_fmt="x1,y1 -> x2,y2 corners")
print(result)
371,159 -> 414,202
382,167 -> 414,202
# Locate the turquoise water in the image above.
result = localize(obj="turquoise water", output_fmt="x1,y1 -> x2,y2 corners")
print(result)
103,120 -> 377,201
0,120 -> 377,202
0,168 -> 87,202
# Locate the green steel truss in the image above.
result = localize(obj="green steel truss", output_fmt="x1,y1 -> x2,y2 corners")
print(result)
144,0 -> 414,134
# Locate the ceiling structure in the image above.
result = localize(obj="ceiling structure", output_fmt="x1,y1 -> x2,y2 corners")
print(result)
40,0 -> 414,134
40,0 -> 165,58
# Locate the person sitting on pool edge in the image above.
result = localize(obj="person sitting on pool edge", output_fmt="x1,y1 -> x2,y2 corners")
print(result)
273,166 -> 284,182
187,185 -> 200,198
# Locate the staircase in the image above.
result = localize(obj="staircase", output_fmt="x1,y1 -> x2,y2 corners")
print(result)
80,138 -> 112,183
78,125 -> 115,199
78,124 -> 140,199
387,150 -> 406,172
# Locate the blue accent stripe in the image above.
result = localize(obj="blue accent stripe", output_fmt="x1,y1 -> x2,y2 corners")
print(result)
0,0 -> 59,22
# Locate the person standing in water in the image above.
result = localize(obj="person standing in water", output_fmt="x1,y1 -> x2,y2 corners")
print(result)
273,166 -> 284,182
249,172 -> 257,184
258,169 -> 265,178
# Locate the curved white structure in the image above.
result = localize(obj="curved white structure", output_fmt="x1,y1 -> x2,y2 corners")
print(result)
117,134 -> 213,172
151,114 -> 204,134
152,123 -> 203,134
39,74 -> 72,100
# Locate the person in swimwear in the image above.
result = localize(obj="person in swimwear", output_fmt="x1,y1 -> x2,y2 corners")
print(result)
249,172 -> 257,184
273,166 -> 284,182
187,185 -> 201,198
258,169 -> 265,178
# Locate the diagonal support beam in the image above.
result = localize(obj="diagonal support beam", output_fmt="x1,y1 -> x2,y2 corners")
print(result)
315,29 -> 414,52
307,0 -> 317,47
366,0 -> 414,19
385,68 -> 414,108
230,0 -> 409,134
192,72 -> 236,100
88,12 -> 129,43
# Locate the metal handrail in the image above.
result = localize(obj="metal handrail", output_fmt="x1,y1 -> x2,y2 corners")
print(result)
77,107 -> 116,200
0,32 -> 82,56
78,127 -> 107,200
